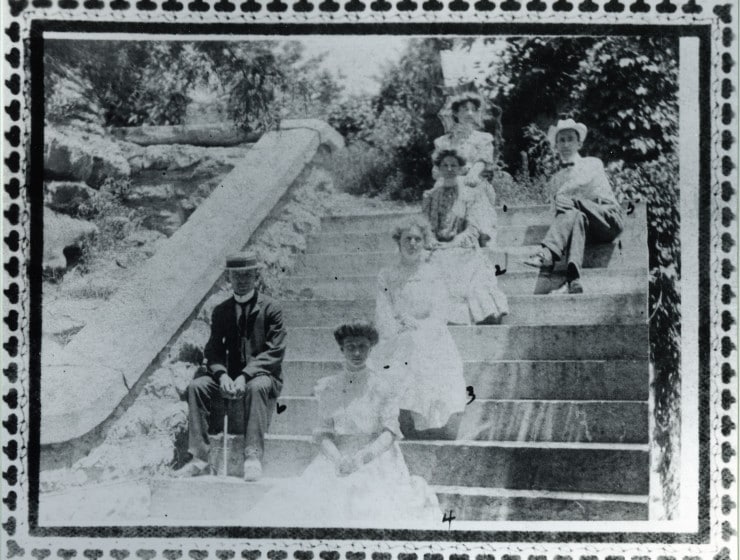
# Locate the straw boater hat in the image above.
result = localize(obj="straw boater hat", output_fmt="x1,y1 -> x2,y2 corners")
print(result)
547,118 -> 588,146
225,251 -> 263,271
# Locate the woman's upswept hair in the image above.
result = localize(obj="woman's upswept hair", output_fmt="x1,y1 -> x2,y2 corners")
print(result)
391,215 -> 434,247
433,149 -> 466,168
450,92 -> 483,115
334,320 -> 379,347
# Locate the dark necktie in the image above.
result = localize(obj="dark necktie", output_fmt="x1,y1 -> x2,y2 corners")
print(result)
560,161 -> 575,169
238,301 -> 252,366
238,302 -> 249,337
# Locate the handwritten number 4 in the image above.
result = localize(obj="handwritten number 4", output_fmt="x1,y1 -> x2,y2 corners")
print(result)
442,509 -> 456,529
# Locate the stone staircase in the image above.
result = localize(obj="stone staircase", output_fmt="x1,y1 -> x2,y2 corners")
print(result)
152,203 -> 650,525
270,203 -> 649,522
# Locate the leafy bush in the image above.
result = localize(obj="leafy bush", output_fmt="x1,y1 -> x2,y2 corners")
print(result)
328,143 -> 395,198
327,96 -> 377,143
45,41 -> 204,127
609,154 -> 681,516
45,40 -> 343,132
327,39 -> 447,201
73,179 -> 143,267
573,37 -> 678,163
485,36 -> 678,172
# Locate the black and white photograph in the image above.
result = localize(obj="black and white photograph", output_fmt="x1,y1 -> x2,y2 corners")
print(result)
1,1 -> 736,557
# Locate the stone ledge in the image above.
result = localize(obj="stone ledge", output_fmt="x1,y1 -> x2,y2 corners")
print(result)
280,119 -> 345,152
41,123 -> 343,446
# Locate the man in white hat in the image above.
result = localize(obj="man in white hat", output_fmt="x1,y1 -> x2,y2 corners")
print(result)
175,251 -> 286,481
523,118 -> 624,293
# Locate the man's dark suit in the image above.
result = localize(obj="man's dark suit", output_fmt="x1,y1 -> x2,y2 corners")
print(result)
186,291 -> 287,461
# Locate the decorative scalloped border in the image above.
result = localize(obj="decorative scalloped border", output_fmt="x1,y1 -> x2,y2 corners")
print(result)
2,0 -> 736,556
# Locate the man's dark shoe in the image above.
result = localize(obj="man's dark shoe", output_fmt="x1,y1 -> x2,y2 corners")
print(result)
568,279 -> 584,294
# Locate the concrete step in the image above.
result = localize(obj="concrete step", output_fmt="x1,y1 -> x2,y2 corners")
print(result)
321,205 -> 549,232
281,359 -> 649,400
150,476 -> 271,520
307,225 -> 550,254
281,292 -> 648,327
270,397 -> 648,443
434,486 -> 648,521
294,242 -> 640,276
280,267 -> 648,299
285,324 -> 649,361
320,203 -> 646,233
147,478 -> 647,523
263,436 -> 649,495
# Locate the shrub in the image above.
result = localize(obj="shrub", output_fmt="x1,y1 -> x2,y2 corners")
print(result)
609,154 -> 681,516
73,178 -> 144,267
328,143 -> 395,198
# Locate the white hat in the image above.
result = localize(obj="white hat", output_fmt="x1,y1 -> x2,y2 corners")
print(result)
547,118 -> 588,146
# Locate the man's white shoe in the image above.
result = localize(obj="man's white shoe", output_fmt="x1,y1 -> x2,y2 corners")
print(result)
243,458 -> 262,481
173,458 -> 210,477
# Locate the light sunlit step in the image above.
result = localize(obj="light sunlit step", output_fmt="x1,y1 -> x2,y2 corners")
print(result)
294,242 -> 641,276
280,359 -> 649,400
306,225 -> 550,254
263,435 -> 649,494
269,396 -> 649,443
281,292 -> 647,327
320,203 -> 646,232
433,485 -> 649,521
285,324 -> 650,361
280,266 -> 648,298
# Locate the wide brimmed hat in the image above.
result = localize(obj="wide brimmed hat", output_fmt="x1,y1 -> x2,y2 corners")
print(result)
225,251 -> 263,271
449,91 -> 484,113
547,118 -> 588,146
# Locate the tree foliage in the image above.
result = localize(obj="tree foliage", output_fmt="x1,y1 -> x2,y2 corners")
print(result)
486,36 -> 678,172
328,38 -> 449,201
45,40 -> 342,131
45,41 -> 204,127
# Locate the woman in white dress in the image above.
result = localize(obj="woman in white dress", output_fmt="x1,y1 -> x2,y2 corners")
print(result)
246,321 -> 441,529
375,217 -> 467,439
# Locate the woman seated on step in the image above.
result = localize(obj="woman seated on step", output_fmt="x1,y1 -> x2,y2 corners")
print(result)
374,216 -> 467,440
423,148 -> 509,325
242,320 -> 441,528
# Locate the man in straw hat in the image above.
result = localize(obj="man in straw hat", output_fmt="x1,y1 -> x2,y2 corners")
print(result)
175,251 -> 286,481
523,118 -> 624,294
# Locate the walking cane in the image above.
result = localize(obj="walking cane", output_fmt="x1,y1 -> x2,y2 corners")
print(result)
223,401 -> 229,478
222,348 -> 229,478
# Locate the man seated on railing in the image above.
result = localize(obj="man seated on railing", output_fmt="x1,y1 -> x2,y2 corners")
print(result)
174,251 -> 287,481
523,118 -> 624,294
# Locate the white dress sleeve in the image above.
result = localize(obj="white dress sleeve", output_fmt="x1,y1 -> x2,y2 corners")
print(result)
312,376 -> 336,438
470,132 -> 495,166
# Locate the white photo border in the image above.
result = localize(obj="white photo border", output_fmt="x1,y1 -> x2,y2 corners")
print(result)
2,0 -> 736,557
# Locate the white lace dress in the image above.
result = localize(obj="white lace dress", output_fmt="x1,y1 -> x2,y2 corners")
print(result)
374,262 -> 467,430
246,367 -> 441,529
